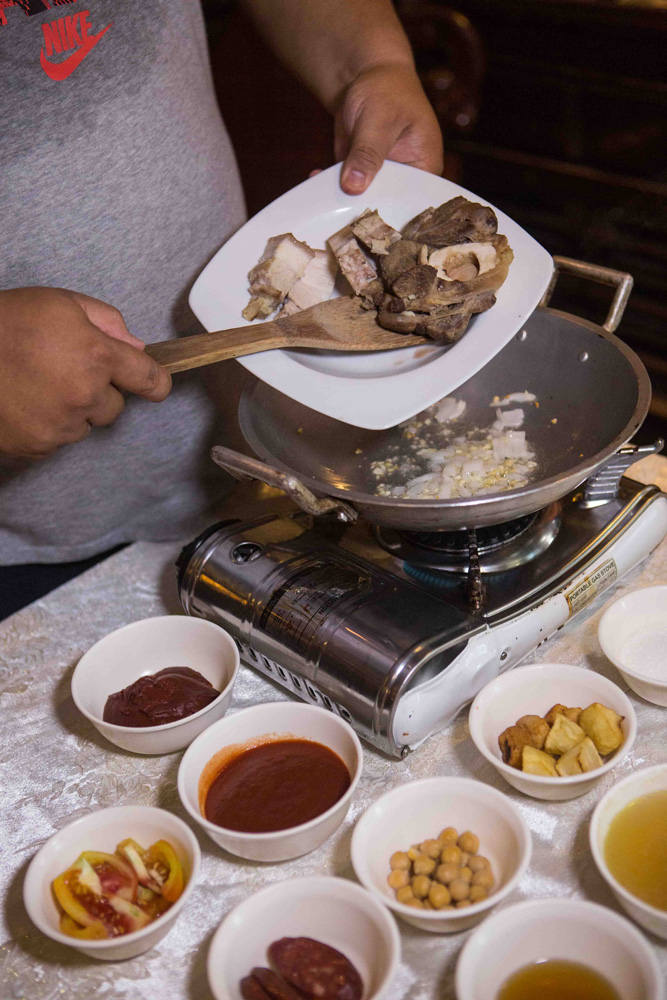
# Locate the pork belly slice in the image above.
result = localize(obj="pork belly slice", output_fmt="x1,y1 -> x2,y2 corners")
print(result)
403,195 -> 497,247
350,209 -> 402,255
327,225 -> 384,306
281,248 -> 337,315
243,233 -> 315,320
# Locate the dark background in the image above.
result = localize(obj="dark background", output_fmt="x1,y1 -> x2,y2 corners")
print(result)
202,0 -> 667,444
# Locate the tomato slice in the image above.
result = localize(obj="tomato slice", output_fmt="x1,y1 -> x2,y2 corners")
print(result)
59,913 -> 107,940
52,852 -> 138,934
143,841 -> 184,903
116,838 -> 161,893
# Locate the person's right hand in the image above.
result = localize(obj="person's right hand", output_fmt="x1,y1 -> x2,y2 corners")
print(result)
0,287 -> 172,460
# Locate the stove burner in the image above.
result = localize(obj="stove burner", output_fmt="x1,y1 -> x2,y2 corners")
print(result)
405,513 -> 539,557
374,503 -> 561,574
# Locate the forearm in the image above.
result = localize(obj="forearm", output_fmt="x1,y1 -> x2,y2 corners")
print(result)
239,0 -> 414,111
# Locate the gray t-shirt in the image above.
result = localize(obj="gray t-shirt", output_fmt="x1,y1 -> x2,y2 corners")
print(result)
0,0 -> 246,564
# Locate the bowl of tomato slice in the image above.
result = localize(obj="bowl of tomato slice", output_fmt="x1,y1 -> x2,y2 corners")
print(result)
23,805 -> 200,960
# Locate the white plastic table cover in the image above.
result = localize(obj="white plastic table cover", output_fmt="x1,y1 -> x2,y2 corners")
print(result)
2,466 -> 667,1000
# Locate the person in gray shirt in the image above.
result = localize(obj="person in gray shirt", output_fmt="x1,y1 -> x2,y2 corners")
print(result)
0,0 -> 442,609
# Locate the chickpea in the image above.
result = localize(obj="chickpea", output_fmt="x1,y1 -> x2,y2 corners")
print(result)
407,845 -> 421,862
469,885 -> 488,904
435,862 -> 459,885
406,898 -> 424,909
396,885 -> 414,904
459,866 -> 473,884
456,899 -> 472,909
422,900 -> 433,910
390,851 -> 411,871
387,869 -> 410,890
411,874 -> 432,899
428,883 -> 451,909
459,851 -> 470,868
471,869 -> 495,890
448,878 -> 470,902
468,855 -> 489,873
440,845 -> 462,866
413,854 -> 436,876
439,826 -> 458,844
458,831 -> 480,855
420,839 -> 443,860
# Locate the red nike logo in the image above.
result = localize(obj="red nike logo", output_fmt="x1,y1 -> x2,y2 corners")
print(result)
40,11 -> 112,82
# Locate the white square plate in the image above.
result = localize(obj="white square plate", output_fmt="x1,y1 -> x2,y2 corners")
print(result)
189,161 -> 553,429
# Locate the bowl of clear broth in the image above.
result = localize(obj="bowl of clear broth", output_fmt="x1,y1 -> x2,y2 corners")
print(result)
177,701 -> 363,861
455,898 -> 663,1000
590,763 -> 667,941
72,616 -> 239,754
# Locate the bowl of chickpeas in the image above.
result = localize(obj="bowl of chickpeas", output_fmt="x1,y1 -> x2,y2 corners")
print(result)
350,777 -> 531,933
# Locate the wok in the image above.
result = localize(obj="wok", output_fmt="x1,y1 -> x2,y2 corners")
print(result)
213,258 -> 653,532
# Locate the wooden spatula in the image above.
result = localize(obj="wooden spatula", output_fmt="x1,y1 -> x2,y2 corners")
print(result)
145,296 -> 428,373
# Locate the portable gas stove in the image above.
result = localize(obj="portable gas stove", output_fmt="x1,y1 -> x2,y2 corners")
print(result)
178,462 -> 667,758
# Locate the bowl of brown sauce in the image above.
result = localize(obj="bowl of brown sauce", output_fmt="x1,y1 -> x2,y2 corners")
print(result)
71,616 -> 239,754
177,701 -> 363,861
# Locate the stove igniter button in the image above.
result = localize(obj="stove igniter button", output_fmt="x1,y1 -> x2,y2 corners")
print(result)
231,541 -> 264,563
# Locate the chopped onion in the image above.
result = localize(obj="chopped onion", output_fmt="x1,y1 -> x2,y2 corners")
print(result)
492,391 -> 537,406
433,397 -> 467,423
495,408 -> 524,428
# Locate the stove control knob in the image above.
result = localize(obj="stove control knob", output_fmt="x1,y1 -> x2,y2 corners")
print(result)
231,541 -> 264,563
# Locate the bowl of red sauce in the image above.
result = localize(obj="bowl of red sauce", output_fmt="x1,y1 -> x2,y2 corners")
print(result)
71,616 -> 239,755
177,702 -> 364,861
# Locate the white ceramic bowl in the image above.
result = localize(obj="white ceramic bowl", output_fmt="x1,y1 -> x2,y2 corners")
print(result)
178,702 -> 363,861
350,776 -> 531,933
468,662 -> 636,801
590,763 -> 667,940
71,615 -> 239,754
207,876 -> 400,1000
23,805 -> 200,961
599,585 -> 667,706
456,898 -> 664,1000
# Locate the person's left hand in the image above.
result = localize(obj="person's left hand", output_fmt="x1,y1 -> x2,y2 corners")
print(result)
335,63 -> 443,195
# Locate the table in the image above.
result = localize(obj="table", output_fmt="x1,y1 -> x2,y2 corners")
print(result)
3,468 -> 667,1000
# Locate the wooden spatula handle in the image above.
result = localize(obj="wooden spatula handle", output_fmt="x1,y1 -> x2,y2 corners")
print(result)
145,320 -> 287,373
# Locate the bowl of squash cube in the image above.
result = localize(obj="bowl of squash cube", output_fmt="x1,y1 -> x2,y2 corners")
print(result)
468,663 -> 636,801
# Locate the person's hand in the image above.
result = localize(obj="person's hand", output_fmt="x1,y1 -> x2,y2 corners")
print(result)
335,62 -> 443,195
0,287 -> 172,460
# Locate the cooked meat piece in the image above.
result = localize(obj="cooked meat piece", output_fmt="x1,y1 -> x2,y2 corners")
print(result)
403,195 -> 497,246
418,309 -> 471,342
378,302 -> 470,342
467,290 -> 497,314
392,264 -> 438,303
282,249 -> 337,315
377,308 -> 420,334
350,209 -> 402,255
243,234 -> 315,320
379,239 -> 424,288
328,225 -> 383,306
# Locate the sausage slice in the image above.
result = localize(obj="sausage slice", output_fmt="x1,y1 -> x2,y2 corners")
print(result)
269,937 -> 363,1000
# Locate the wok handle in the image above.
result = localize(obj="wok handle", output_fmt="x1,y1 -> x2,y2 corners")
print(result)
582,440 -> 664,505
539,256 -> 634,334
210,445 -> 358,523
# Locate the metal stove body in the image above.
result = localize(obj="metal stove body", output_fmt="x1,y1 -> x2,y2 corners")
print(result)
178,477 -> 667,758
